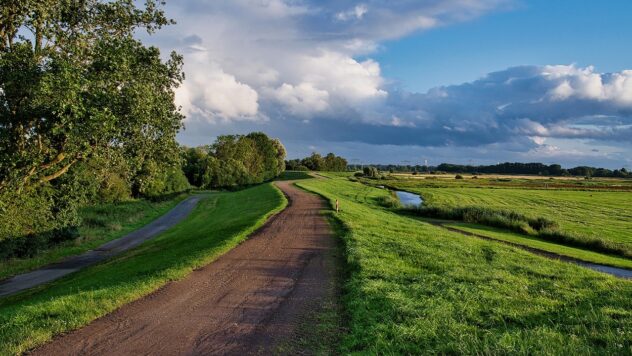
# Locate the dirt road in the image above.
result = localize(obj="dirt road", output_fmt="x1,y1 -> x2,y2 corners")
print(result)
32,181 -> 337,355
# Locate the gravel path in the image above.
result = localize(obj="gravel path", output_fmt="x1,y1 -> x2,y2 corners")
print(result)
32,181 -> 337,355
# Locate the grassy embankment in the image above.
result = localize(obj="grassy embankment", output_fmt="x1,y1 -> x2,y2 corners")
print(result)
444,223 -> 632,269
0,183 -> 286,355
364,176 -> 632,258
0,195 -> 188,281
296,174 -> 632,354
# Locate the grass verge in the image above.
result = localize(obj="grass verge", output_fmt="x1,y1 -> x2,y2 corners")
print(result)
0,195 -> 188,281
0,183 -> 286,355
296,174 -> 632,354
402,204 -> 631,258
445,223 -> 632,270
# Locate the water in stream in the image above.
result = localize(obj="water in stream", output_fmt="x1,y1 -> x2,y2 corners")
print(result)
395,191 -> 423,207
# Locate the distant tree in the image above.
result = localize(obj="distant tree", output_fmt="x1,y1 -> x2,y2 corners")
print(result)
292,152 -> 347,171
363,166 -> 379,178
301,152 -> 325,171
182,132 -> 286,189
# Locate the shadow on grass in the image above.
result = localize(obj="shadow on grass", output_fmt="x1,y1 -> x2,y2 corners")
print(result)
276,171 -> 313,181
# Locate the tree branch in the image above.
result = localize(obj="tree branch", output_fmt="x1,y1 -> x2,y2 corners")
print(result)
39,159 -> 78,183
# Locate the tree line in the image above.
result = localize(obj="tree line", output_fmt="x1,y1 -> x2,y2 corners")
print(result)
436,162 -> 630,178
285,152 -> 348,171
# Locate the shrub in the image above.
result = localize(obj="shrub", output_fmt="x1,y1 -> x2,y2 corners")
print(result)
376,192 -> 402,209
99,173 -> 132,203
363,166 -> 380,178
455,175 -> 464,179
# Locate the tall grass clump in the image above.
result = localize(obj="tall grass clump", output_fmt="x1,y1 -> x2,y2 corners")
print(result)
405,205 -> 554,234
403,205 -> 632,258
538,228 -> 632,258
376,191 -> 402,209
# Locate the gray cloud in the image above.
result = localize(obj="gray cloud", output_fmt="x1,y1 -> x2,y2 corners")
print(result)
143,0 -> 631,167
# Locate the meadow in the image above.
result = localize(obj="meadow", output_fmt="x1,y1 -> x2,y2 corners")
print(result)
296,174 -> 632,354
363,175 -> 632,254
0,183 -> 286,355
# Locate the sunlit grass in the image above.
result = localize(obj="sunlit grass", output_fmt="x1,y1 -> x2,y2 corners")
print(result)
0,183 -> 286,355
296,174 -> 632,354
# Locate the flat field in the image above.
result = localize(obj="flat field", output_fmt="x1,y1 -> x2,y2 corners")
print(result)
296,174 -> 632,354
370,176 -> 632,250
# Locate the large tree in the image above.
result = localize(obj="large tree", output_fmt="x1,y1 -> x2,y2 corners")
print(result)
0,0 -> 184,192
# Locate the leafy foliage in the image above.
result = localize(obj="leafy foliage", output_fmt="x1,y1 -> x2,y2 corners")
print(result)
0,1 -> 187,253
286,152 -> 348,171
362,166 -> 380,178
182,132 -> 286,189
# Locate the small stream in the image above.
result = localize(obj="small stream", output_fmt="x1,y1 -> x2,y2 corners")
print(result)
390,189 -> 632,279
580,263 -> 632,279
395,191 -> 423,207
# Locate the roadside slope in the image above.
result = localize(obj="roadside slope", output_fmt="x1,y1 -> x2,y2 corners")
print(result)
31,181 -> 338,355
0,196 -> 203,297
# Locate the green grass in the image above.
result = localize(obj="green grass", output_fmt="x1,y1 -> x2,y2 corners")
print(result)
377,178 -> 632,251
296,174 -> 632,354
445,223 -> 632,270
276,170 -> 313,180
0,183 -> 286,355
0,195 -> 188,280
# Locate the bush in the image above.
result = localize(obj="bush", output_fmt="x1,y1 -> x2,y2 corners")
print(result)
376,192 -> 402,209
0,186 -> 81,261
99,173 -> 132,203
405,205 -> 556,235
363,166 -> 380,178
455,174 -> 464,179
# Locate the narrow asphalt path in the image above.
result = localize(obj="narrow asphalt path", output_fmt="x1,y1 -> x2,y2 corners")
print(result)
32,181 -> 337,355
0,195 -> 203,298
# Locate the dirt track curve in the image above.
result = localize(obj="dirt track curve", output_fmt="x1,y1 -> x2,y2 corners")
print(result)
32,181 -> 337,355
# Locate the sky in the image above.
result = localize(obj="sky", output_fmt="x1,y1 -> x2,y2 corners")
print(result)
143,0 -> 632,169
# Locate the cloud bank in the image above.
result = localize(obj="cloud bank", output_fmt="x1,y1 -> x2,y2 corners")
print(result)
145,0 -> 632,168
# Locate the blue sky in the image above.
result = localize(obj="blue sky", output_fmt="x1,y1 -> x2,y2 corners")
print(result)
147,0 -> 632,168
374,0 -> 632,92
